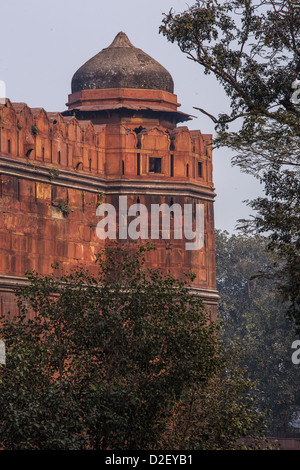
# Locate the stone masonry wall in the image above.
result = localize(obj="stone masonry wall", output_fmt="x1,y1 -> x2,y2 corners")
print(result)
0,100 -> 218,320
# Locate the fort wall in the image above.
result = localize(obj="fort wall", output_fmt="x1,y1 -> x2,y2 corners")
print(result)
0,99 -> 218,320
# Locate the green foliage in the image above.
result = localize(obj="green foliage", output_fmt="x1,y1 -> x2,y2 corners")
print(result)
163,346 -> 268,450
54,199 -> 71,217
240,169 -> 300,329
0,243 -> 267,450
48,168 -> 60,181
31,125 -> 39,136
160,0 -> 300,136
216,229 -> 300,437
160,0 -> 300,329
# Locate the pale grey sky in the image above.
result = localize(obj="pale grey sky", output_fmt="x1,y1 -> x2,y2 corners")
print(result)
0,0 -> 262,233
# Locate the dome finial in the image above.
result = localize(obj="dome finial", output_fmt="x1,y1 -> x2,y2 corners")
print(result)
109,32 -> 133,48
71,32 -> 174,94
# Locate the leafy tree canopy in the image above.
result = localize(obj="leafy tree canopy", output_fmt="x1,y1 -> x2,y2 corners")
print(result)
160,0 -> 300,170
160,0 -> 300,329
216,229 -> 300,437
0,243 -> 267,450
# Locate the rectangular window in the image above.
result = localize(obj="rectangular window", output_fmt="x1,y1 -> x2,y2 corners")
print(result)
170,154 -> 174,177
7,140 -> 11,154
149,157 -> 161,174
198,161 -> 202,177
137,153 -> 140,175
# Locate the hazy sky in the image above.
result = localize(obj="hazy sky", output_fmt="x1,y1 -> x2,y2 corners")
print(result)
0,0 -> 262,233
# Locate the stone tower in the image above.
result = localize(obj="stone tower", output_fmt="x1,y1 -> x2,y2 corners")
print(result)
0,32 -> 218,320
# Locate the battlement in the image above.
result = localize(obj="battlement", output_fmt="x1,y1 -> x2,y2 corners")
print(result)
0,99 -> 213,187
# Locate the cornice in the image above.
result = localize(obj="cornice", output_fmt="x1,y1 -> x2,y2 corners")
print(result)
0,156 -> 217,201
0,274 -> 219,304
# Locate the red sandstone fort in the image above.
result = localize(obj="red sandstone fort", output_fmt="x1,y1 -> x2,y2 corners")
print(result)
0,32 -> 218,319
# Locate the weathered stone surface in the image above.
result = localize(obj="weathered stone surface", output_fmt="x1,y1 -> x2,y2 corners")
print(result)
71,32 -> 174,94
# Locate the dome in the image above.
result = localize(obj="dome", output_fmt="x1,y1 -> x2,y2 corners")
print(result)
71,32 -> 174,94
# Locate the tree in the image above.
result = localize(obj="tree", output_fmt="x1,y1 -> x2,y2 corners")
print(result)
240,168 -> 300,330
0,242 -> 267,450
215,229 -> 300,437
160,0 -> 300,329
